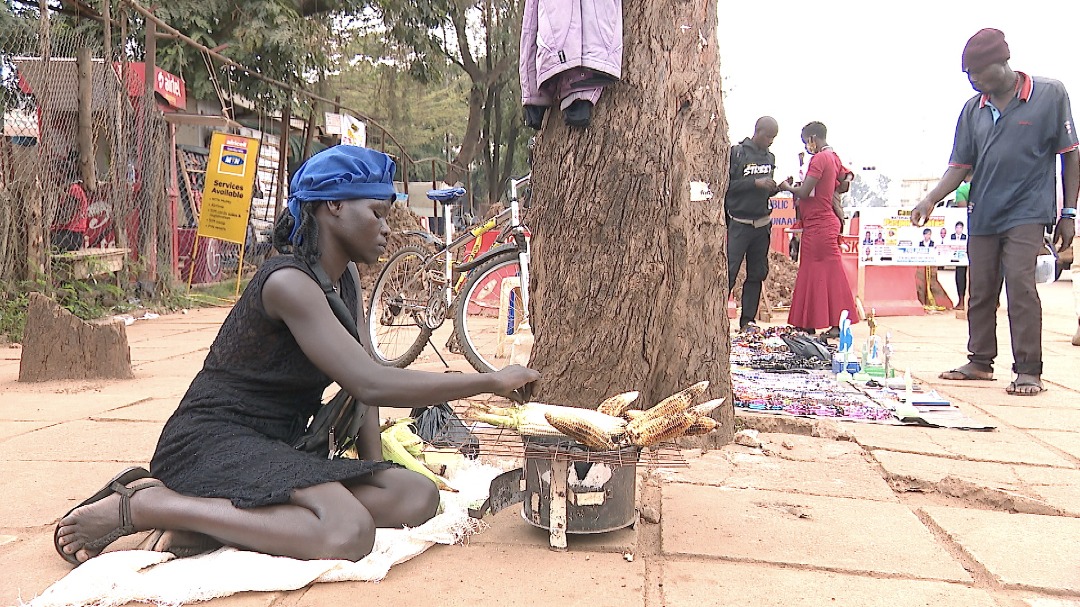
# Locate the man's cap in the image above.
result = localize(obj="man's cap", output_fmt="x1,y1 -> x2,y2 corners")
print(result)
962,28 -> 1010,72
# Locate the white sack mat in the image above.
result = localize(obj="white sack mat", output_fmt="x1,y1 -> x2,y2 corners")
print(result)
23,461 -> 505,607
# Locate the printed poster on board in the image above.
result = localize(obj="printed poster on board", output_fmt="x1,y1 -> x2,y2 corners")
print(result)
856,207 -> 969,267
197,132 -> 261,244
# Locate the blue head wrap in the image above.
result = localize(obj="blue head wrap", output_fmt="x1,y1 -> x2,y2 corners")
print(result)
287,145 -> 397,244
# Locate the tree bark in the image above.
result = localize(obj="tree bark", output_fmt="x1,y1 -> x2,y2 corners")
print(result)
76,46 -> 97,186
18,293 -> 134,381
527,0 -> 732,440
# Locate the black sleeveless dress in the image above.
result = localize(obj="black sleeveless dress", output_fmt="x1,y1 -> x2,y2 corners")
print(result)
149,255 -> 395,508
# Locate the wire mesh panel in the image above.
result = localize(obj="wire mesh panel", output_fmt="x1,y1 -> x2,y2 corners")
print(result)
1,6 -> 174,292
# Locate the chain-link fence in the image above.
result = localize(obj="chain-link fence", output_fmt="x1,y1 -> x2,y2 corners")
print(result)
1,6 -> 177,294
1,0 -> 480,316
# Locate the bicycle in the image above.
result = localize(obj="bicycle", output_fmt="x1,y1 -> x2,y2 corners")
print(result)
366,174 -> 532,372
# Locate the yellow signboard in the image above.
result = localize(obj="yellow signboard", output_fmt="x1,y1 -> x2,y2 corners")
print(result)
197,132 -> 261,244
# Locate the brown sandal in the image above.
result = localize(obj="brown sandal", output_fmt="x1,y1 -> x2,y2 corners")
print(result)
54,467 -> 162,565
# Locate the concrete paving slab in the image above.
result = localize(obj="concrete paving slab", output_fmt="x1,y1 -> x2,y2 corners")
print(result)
0,460 -> 146,527
845,423 -> 1074,467
1016,596 -> 1080,607
662,484 -> 970,582
129,341 -> 209,357
91,397 -> 180,422
1029,430 -> 1080,461
973,404 -> 1080,431
130,355 -> 206,379
872,450 -> 1080,516
295,544 -> 646,606
0,534 -> 16,547
0,389 -> 152,422
922,505 -> 1080,593
662,560 -> 997,607
0,533 -> 82,606
662,443 -> 898,502
0,420 -> 160,463
0,420 -> 51,441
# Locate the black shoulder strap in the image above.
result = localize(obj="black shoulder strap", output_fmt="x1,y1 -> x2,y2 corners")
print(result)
307,261 -> 360,341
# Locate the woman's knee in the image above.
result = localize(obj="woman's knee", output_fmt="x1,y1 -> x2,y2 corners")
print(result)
399,470 -> 440,522
390,469 -> 441,526
293,485 -> 377,561
315,509 -> 376,561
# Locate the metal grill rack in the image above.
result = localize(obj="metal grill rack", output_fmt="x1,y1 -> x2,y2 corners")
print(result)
463,422 -> 689,468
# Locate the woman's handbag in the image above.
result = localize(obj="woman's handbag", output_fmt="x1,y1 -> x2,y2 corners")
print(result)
292,262 -> 369,459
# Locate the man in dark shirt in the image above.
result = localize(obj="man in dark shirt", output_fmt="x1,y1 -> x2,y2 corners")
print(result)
910,28 -> 1078,396
725,116 -> 779,332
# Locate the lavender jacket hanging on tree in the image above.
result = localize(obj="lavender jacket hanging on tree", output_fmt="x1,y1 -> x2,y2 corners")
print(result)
519,0 -> 623,128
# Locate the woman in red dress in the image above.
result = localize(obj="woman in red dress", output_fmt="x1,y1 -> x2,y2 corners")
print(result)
779,122 -> 859,336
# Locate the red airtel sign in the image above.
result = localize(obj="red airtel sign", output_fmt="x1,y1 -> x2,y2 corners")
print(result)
154,66 -> 186,110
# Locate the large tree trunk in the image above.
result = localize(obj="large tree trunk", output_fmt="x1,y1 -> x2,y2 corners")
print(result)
527,0 -> 732,440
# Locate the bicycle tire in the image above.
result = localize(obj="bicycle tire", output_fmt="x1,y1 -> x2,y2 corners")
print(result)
453,251 -> 525,373
366,245 -> 433,367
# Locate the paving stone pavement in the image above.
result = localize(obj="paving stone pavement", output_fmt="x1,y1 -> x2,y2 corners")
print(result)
0,272 -> 1077,606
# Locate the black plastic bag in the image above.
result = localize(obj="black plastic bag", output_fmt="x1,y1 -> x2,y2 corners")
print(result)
410,402 -> 480,460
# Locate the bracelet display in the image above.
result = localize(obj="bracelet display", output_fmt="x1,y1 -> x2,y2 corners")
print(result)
1062,207 -> 1077,219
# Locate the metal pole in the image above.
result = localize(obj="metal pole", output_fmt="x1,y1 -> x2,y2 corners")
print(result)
275,93 -> 292,224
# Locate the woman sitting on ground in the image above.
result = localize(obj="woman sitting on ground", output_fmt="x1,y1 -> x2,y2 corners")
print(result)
54,146 -> 539,564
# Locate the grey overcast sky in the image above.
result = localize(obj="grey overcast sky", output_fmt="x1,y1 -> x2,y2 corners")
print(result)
716,0 -> 1080,189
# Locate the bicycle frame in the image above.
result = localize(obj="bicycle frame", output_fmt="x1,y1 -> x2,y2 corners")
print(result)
401,174 -> 531,325
367,174 -> 532,370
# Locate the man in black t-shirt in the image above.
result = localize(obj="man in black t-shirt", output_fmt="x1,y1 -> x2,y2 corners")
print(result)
725,116 -> 779,332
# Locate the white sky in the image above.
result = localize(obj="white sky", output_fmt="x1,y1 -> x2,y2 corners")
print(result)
717,0 -> 1080,188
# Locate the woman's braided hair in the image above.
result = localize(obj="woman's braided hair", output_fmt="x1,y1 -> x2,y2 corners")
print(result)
272,201 -> 324,266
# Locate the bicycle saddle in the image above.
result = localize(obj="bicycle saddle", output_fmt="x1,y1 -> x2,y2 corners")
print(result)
427,187 -> 466,202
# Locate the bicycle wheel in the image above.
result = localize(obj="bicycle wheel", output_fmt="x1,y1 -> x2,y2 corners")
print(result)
453,251 -> 525,373
366,246 -> 433,367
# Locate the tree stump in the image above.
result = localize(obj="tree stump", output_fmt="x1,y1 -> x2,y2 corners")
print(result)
18,292 -> 134,382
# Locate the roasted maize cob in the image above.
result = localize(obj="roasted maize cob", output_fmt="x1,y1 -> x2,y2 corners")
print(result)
688,398 -> 726,418
683,413 -> 719,436
634,381 -> 710,425
544,412 -> 618,451
625,411 -> 695,447
596,391 -> 641,418
622,409 -> 647,421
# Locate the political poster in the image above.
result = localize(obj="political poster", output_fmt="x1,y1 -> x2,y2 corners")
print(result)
856,207 -> 969,267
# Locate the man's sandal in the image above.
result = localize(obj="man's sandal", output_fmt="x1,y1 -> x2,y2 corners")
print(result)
54,466 -> 162,565
938,367 -> 994,381
1006,381 -> 1046,396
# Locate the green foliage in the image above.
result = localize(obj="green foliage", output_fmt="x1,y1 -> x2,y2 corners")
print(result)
152,0 -> 340,108
330,29 -> 469,166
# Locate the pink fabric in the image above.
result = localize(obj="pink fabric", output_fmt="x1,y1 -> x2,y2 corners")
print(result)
787,149 -> 860,330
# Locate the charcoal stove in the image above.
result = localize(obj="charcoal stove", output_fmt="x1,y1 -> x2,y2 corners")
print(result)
470,435 -> 643,550
521,438 -> 639,548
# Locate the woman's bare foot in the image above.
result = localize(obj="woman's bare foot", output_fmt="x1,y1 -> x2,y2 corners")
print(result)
938,362 -> 993,381
55,479 -> 165,563
139,529 -> 223,557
